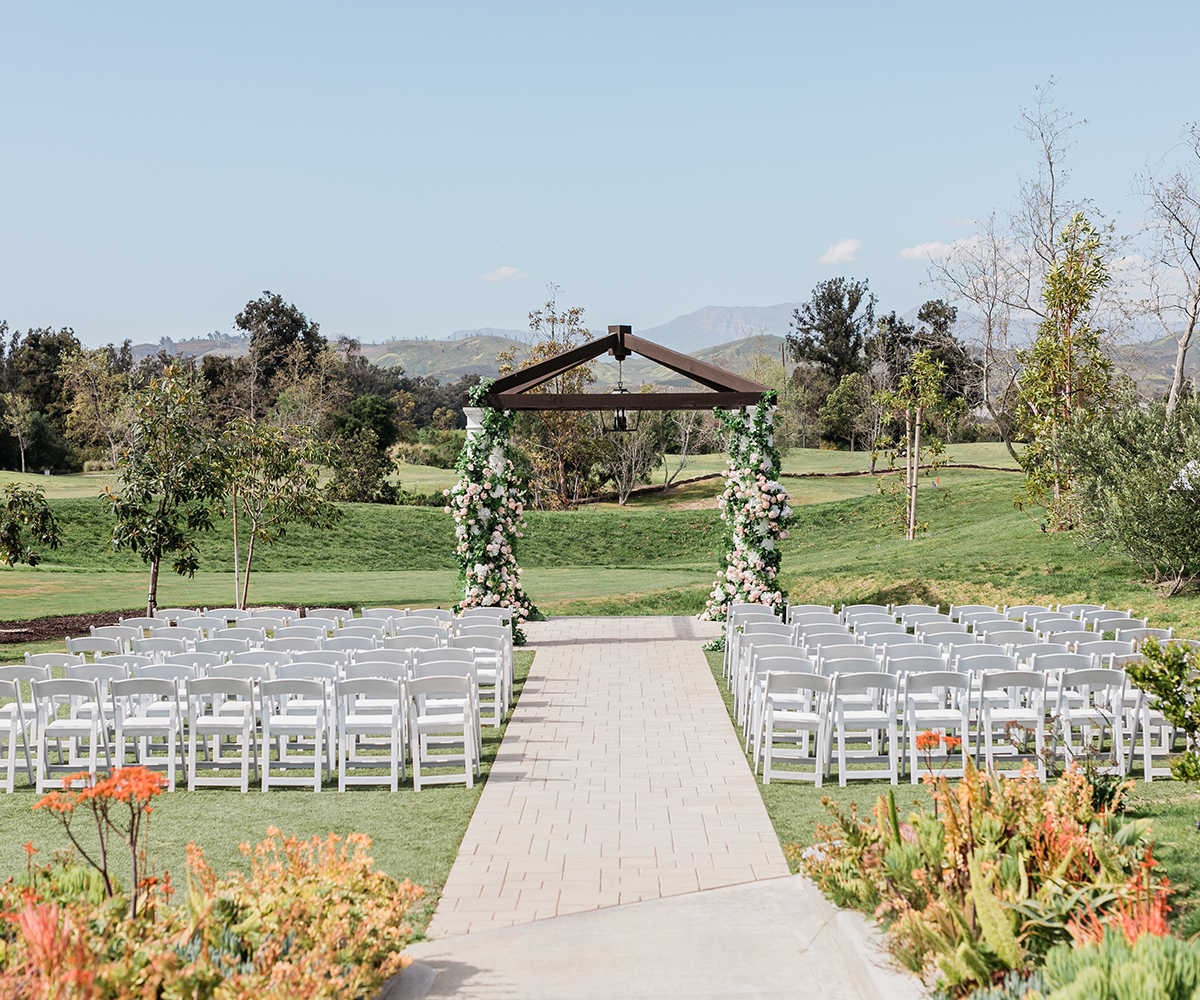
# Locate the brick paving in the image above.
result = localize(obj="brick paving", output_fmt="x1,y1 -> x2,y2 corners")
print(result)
426,615 -> 790,937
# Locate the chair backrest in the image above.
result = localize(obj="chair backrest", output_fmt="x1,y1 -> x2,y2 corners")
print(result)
250,607 -> 298,618
275,663 -> 337,682
203,607 -> 255,623
885,655 -> 946,675
334,627 -> 385,642
245,617 -> 290,634
786,604 -> 834,623
230,651 -> 288,668
344,662 -> 408,681
25,652 -> 85,669
135,663 -> 197,683
460,608 -> 510,624
962,612 -> 1009,629
273,626 -> 324,640
353,648 -> 409,665
945,641 -> 1008,659
840,603 -> 890,619
730,603 -> 779,622
112,676 -> 178,702
66,636 -> 122,658
1089,618 -> 1149,637
853,622 -> 906,639
119,616 -> 160,631
209,664 -> 270,682
978,670 -> 1047,695
364,607 -> 409,620
764,671 -> 830,698
954,652 -> 1019,673
754,654 -> 815,675
187,676 -> 255,699
291,650 -> 351,667
337,677 -> 402,702
799,625 -> 851,643
407,674 -> 471,701
176,617 -> 231,636
1011,642 -> 1069,663
197,638 -> 251,654
819,656 -> 879,677
264,637 -> 321,652
903,612 -> 953,627
394,625 -> 445,641
1004,604 -> 1052,621
807,643 -> 866,662
384,634 -> 439,652
0,664 -> 50,684
133,637 -> 187,655
743,622 -> 795,642
1059,667 -> 1126,697
1028,652 -> 1096,674
91,625 -> 140,645
153,607 -> 195,622
292,616 -> 336,632
149,626 -> 202,643
32,677 -> 102,707
950,604 -> 999,620
790,612 -> 842,628
95,653 -> 154,672
305,609 -> 353,625
749,643 -> 803,663
916,624 -> 968,641
1026,612 -> 1077,632
455,624 -> 510,643
832,671 -> 898,696
449,635 -> 505,653
872,634 -> 920,651
415,648 -> 475,670
844,612 -> 896,628
162,651 -> 226,670
1082,607 -> 1134,627
734,613 -> 782,631
355,617 -> 394,632
1039,629 -> 1094,646
1115,627 -> 1173,644
211,627 -> 266,643
978,627 -> 1031,645
903,669 -> 970,696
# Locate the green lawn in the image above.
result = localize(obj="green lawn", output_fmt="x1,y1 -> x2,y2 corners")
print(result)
0,650 -> 534,935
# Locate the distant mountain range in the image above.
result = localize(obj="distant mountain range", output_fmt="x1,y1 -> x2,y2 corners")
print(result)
130,302 -> 1196,390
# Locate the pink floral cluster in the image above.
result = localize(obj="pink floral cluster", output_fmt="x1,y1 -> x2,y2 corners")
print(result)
444,457 -> 533,623
701,456 -> 793,622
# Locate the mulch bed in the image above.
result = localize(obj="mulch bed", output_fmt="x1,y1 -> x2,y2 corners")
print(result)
0,610 -> 143,645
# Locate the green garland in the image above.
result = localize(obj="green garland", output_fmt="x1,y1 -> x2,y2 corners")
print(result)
700,390 -> 793,622
444,380 -> 539,639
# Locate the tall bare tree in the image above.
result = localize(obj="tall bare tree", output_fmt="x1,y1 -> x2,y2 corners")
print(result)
1138,124 -> 1200,416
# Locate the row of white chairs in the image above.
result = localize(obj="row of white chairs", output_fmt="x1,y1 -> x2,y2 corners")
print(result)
0,649 -> 495,794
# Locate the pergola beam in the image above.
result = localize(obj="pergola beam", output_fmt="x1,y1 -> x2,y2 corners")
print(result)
481,391 -> 765,411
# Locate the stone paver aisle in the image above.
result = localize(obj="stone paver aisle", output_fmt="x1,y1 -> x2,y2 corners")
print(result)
426,616 -> 790,937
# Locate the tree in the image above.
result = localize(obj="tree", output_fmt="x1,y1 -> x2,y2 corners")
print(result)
1015,212 -> 1113,522
222,418 -> 342,608
498,288 -> 601,508
234,292 -> 324,411
105,367 -> 223,614
0,482 -> 60,566
1137,124 -> 1200,417
788,366 -> 834,449
786,277 -> 876,381
58,348 -> 132,468
4,326 -> 82,426
1057,386 -> 1200,596
874,350 -> 956,540
326,427 -> 401,504
819,373 -> 873,451
1,393 -> 36,474
331,394 -> 400,450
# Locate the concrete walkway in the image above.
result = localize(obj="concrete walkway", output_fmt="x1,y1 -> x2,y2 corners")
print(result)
398,615 -> 925,999
426,616 -> 789,936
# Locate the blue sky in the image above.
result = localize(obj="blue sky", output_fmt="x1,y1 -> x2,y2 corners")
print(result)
1,2 -> 1196,348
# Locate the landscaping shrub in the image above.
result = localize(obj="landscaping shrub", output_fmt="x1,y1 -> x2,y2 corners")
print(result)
1033,929 -> 1200,1000
799,760 -> 1157,994
0,769 -> 422,999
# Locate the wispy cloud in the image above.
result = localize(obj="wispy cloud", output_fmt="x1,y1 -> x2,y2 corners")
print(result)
816,238 -> 861,265
900,241 -> 951,260
479,265 -> 528,282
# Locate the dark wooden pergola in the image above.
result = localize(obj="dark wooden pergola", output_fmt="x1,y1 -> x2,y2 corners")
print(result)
466,325 -> 771,411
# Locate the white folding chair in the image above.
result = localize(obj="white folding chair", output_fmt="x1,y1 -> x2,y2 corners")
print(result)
902,671 -> 971,783
307,608 -> 354,627
153,608 -> 196,623
32,678 -> 111,791
407,675 -> 477,791
336,677 -> 405,791
211,627 -> 267,647
132,637 -> 187,661
111,677 -> 184,789
24,652 -> 84,671
829,672 -> 899,786
449,636 -> 506,726
746,649 -> 816,765
1057,668 -> 1127,774
186,676 -> 259,792
66,636 -> 122,662
761,672 -> 831,786
260,678 -> 328,791
90,625 -> 140,651
977,671 -> 1047,779
0,666 -> 45,790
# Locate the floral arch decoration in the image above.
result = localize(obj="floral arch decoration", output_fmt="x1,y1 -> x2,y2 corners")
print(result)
444,380 -> 540,638
701,390 -> 794,622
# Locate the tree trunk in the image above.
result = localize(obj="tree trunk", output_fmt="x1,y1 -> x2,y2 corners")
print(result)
232,487 -> 241,607
147,556 -> 160,616
1166,286 -> 1199,418
908,408 -> 922,541
240,532 -> 257,611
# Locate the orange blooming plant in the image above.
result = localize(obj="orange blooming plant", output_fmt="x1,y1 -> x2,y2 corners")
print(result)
32,766 -> 166,915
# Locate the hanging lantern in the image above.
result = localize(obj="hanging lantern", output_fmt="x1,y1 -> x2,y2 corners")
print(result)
603,357 -> 639,433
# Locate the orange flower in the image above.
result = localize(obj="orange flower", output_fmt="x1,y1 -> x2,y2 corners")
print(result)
915,731 -> 942,751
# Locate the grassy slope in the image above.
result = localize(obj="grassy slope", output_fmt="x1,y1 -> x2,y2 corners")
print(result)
0,650 -> 534,936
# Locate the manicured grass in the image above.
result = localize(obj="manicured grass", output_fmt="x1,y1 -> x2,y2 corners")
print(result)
0,650 -> 534,936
